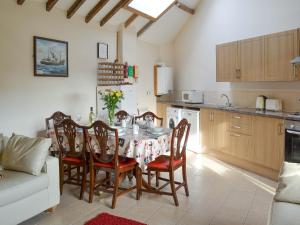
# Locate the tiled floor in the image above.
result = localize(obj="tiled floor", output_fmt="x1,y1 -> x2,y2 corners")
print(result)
20,152 -> 277,225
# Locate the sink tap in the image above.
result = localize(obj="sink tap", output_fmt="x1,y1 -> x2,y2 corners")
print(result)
221,94 -> 232,107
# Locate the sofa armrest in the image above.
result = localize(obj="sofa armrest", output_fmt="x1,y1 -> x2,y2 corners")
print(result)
43,156 -> 60,207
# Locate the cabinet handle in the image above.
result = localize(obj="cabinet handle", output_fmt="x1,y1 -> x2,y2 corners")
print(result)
232,125 -> 241,129
236,69 -> 241,79
278,123 -> 283,135
294,66 -> 299,80
230,133 -> 241,137
233,116 -> 241,119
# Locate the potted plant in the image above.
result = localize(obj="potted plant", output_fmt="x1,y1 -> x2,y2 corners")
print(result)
99,90 -> 123,126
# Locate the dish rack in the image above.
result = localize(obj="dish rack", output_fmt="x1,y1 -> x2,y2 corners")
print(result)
97,62 -> 131,86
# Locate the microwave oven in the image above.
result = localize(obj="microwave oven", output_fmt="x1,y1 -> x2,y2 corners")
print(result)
182,91 -> 204,104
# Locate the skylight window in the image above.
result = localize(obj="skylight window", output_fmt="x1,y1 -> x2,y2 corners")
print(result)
128,0 -> 176,19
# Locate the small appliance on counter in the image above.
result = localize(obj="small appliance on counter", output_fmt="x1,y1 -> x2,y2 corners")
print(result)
256,95 -> 267,111
265,99 -> 282,112
182,90 -> 204,104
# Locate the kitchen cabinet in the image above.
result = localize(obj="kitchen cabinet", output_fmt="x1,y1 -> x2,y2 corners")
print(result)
239,37 -> 265,81
156,102 -> 169,128
200,108 -> 226,151
216,42 -> 239,82
264,29 -> 298,81
201,108 -> 285,179
216,28 -> 300,82
252,116 -> 284,170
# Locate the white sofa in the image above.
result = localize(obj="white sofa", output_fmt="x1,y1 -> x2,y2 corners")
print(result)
268,162 -> 300,225
0,154 -> 60,225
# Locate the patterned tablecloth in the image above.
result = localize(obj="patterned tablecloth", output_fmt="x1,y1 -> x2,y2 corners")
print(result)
48,127 -> 171,170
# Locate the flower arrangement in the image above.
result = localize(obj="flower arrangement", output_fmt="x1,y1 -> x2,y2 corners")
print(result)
100,89 -> 123,125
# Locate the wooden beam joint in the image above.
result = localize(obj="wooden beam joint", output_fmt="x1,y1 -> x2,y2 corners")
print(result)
46,0 -> 59,11
100,0 -> 131,27
175,1 -> 195,15
85,0 -> 109,23
67,0 -> 86,19
124,14 -> 138,28
17,0 -> 26,5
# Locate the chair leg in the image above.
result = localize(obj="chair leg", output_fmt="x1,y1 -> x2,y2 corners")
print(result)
112,172 -> 120,209
77,166 -> 80,184
169,171 -> 179,206
155,172 -> 160,187
67,165 -> 71,181
147,170 -> 151,186
135,167 -> 141,200
89,166 -> 95,203
59,162 -> 64,195
182,164 -> 189,197
80,165 -> 86,200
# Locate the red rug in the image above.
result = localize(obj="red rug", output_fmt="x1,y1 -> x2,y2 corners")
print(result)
85,213 -> 147,225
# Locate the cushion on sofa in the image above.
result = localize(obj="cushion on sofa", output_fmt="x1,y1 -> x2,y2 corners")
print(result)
2,135 -> 51,176
274,162 -> 300,204
0,170 -> 48,207
269,201 -> 300,225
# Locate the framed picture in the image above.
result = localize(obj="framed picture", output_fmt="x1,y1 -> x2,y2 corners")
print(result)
97,42 -> 108,59
34,36 -> 68,77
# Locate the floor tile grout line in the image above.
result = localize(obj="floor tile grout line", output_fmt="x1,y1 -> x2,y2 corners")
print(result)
242,187 -> 258,225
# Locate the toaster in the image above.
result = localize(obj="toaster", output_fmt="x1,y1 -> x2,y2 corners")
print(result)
265,99 -> 282,112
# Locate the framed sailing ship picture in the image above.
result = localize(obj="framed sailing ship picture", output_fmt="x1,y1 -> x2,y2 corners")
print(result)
34,36 -> 68,77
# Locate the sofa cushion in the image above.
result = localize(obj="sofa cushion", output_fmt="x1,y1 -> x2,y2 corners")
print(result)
274,162 -> 300,204
269,201 -> 300,225
2,135 -> 51,176
0,170 -> 48,207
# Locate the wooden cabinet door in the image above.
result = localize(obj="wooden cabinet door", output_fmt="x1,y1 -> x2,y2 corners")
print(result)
229,132 -> 253,160
239,37 -> 265,81
200,108 -> 214,151
212,110 -> 226,151
264,29 -> 298,81
253,116 -> 284,170
216,42 -> 239,82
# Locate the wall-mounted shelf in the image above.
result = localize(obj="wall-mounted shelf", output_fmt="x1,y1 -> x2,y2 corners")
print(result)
98,62 -> 126,86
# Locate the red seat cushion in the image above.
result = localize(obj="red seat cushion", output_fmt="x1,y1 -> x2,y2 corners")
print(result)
147,155 -> 183,170
62,157 -> 83,164
94,157 -> 137,169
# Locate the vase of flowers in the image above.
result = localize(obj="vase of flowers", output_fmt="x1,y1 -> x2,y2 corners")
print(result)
100,89 -> 123,126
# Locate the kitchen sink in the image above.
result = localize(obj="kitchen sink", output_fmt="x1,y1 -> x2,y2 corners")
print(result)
216,105 -> 241,111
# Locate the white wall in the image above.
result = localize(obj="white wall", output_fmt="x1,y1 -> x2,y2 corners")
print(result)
0,1 -> 162,136
174,0 -> 300,92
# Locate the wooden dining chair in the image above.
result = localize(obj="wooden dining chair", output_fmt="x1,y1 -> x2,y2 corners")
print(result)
46,111 -> 71,157
54,118 -> 87,200
115,110 -> 129,122
84,120 -> 141,209
144,118 -> 191,206
134,111 -> 163,127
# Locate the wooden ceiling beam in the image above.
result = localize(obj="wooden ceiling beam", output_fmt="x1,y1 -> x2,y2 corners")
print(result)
67,0 -> 86,19
46,0 -> 59,11
85,0 -> 109,23
100,0 -> 131,27
17,0 -> 26,5
175,1 -> 195,15
137,1 -> 176,37
137,21 -> 154,37
124,13 -> 138,28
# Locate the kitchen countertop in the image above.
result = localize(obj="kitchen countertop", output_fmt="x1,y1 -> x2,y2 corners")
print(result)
157,100 -> 300,121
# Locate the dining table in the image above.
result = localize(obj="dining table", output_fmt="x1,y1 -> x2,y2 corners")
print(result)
47,123 -> 172,171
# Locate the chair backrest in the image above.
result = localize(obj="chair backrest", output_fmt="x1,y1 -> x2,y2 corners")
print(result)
115,110 -> 129,122
170,119 -> 191,162
54,118 -> 85,160
85,120 -> 119,168
45,111 -> 71,131
134,111 -> 163,126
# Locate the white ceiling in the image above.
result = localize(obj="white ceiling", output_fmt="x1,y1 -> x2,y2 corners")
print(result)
31,0 -> 200,45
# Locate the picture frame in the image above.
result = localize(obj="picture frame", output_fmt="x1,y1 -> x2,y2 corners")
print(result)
97,42 -> 108,59
33,36 -> 68,77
